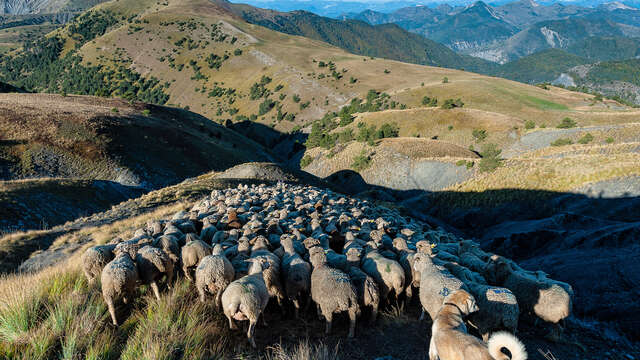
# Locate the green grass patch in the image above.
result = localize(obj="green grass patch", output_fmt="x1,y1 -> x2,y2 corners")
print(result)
520,95 -> 568,111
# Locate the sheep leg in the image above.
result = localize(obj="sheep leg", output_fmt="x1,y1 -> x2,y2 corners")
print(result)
150,281 -> 161,301
405,286 -> 412,305
227,315 -> 238,330
292,298 -> 301,319
370,304 -> 378,323
183,266 -> 192,281
166,270 -> 174,290
215,289 -> 223,309
419,310 -> 425,321
324,311 -> 333,335
348,308 -> 357,338
106,298 -> 118,326
482,332 -> 490,343
197,284 -> 206,303
316,304 -> 323,320
428,336 -> 438,360
248,320 -> 257,348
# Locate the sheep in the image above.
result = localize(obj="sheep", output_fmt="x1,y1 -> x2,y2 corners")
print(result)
135,246 -> 174,300
442,262 -> 487,285
221,257 -> 271,348
485,258 -> 572,340
280,235 -> 311,318
392,237 -> 417,303
196,244 -> 235,308
81,243 -> 117,283
151,235 -> 180,265
465,281 -> 520,341
181,235 -> 212,281
413,252 -> 466,322
251,247 -> 286,309
361,248 -> 405,306
459,252 -> 487,273
101,244 -> 139,325
309,246 -> 359,338
345,247 -> 380,323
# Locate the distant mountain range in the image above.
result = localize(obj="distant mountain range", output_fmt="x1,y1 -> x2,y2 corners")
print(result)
346,0 -> 640,63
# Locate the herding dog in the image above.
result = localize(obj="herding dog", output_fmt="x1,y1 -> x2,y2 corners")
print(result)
430,289 -> 527,360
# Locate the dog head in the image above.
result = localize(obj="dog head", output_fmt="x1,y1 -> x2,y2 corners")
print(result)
445,289 -> 479,316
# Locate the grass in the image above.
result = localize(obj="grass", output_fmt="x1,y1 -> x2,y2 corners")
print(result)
519,95 -> 568,111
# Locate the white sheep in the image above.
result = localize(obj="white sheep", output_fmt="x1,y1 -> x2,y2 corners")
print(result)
413,252 -> 466,321
101,244 -> 139,325
181,235 -> 212,281
346,247 -> 380,323
309,246 -> 359,338
81,243 -> 117,283
135,245 -> 174,300
221,257 -> 271,348
361,248 -> 405,306
195,244 -> 235,308
486,257 -> 572,339
465,281 -> 520,341
280,235 -> 311,318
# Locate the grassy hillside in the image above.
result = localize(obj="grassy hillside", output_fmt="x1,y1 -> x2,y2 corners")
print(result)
0,93 -> 272,187
224,1 -> 495,74
497,49 -> 588,83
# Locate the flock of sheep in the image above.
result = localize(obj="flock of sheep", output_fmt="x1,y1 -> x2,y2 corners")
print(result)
81,183 -> 573,359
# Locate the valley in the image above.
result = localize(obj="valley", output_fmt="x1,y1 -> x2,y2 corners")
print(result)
0,0 -> 638,358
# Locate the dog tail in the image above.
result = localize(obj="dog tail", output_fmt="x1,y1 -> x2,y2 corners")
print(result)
488,331 -> 527,360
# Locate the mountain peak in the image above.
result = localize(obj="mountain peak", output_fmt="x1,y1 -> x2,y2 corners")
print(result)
601,1 -> 637,10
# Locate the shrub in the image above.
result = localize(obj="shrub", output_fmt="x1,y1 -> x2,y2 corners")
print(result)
300,101 -> 310,110
258,99 -> 276,115
300,155 -> 313,168
448,125 -> 453,131
550,138 -> 573,146
466,161 -> 474,169
142,109 -> 151,116
557,117 -> 577,129
337,129 -> 354,143
292,94 -> 301,103
606,137 -> 614,144
441,98 -> 463,109
442,77 -> 449,83
352,150 -> 372,172
422,96 -> 438,107
524,120 -> 535,129
472,129 -> 487,142
377,122 -> 399,139
384,69 -> 390,74
350,77 -> 357,84
233,48 -> 242,56
478,143 -> 502,172
111,107 -> 118,113
578,133 -> 593,144
456,159 -> 467,166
